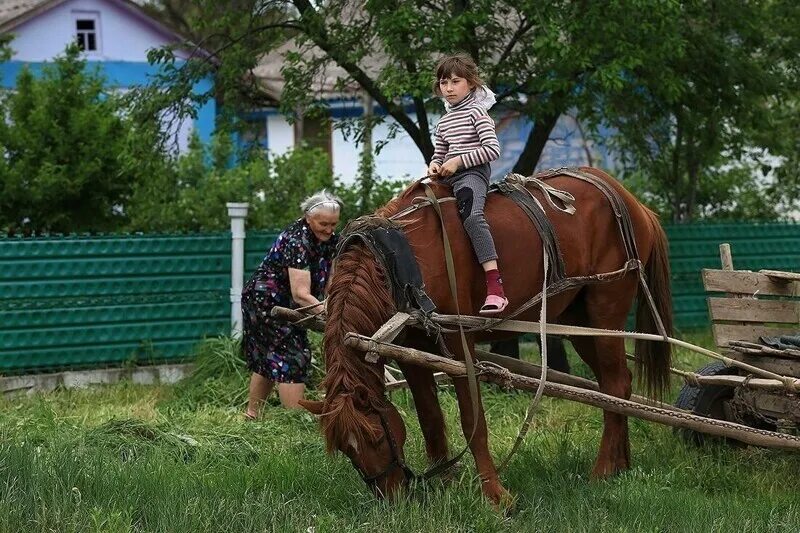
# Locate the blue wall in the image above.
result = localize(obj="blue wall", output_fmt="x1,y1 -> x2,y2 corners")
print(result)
0,60 -> 216,144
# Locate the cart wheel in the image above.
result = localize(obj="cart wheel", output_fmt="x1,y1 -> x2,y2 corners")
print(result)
674,361 -> 742,446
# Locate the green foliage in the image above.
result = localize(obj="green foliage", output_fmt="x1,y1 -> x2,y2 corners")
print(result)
0,46 -> 162,235
137,0 -> 800,224
126,129 -> 404,232
165,336 -> 250,410
0,33 -> 12,63
126,133 -> 336,232
601,1 -> 800,222
334,174 -> 406,225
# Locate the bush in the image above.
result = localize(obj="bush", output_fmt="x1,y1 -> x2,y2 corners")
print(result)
0,46 -> 165,235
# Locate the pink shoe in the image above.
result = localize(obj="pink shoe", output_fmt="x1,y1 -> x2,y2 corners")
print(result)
479,294 -> 508,315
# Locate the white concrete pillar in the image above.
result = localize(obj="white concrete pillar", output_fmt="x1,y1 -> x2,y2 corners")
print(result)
227,202 -> 249,337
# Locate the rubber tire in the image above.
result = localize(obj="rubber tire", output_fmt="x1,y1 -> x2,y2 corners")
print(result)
674,361 -> 743,446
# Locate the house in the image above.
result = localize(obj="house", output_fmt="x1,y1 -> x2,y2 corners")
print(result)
0,0 -> 215,151
251,41 -> 617,184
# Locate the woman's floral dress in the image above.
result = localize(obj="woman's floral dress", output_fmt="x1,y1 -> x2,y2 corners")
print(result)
241,218 -> 337,383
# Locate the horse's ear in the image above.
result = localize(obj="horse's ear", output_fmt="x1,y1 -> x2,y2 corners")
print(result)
298,399 -> 324,415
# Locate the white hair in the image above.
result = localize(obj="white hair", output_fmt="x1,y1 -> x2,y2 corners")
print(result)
301,189 -> 343,216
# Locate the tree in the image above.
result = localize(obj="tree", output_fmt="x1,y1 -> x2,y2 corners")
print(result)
126,128 -> 403,232
137,1 -> 800,222
0,46 -> 166,235
135,0 -> 685,174
598,0 -> 800,222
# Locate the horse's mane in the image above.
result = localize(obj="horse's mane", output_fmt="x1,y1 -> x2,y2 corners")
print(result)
318,180 -> 435,452
320,220 -> 398,453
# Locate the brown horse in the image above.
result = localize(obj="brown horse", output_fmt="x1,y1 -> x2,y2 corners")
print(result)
300,167 -> 673,506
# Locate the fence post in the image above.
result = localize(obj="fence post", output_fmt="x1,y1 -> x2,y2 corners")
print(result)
227,202 -> 250,337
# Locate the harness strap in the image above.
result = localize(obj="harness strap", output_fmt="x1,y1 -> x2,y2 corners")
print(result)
537,167 -> 640,261
491,179 -> 567,284
416,182 -> 484,481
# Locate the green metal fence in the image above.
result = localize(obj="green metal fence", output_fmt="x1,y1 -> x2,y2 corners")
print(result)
666,222 -> 800,330
1,223 -> 797,373
0,231 -> 272,373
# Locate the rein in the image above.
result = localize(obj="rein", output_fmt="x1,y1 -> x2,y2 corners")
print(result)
350,400 -> 416,487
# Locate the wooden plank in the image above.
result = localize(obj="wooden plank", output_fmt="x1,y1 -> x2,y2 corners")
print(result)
719,243 -> 734,271
708,297 -> 800,324
371,312 -> 412,343
727,352 -> 800,378
366,312 -> 412,363
749,391 -> 800,422
760,270 -> 800,282
714,323 -> 798,347
728,341 -> 800,359
702,269 -> 800,297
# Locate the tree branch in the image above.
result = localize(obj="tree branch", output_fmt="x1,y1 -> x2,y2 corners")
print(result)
292,0 -> 429,158
488,17 -> 534,88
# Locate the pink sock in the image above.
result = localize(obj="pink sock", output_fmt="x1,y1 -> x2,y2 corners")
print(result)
485,269 -> 505,298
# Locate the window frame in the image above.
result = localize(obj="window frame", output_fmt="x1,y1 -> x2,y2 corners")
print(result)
73,11 -> 101,54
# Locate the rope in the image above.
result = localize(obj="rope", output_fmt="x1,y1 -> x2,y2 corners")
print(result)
499,247 -> 549,471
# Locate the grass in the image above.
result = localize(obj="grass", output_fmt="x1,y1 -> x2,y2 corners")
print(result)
0,332 -> 798,532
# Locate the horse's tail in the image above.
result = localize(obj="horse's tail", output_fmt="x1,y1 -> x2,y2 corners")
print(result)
635,208 -> 673,400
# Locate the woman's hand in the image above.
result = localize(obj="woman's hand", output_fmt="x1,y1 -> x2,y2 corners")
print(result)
438,157 -> 462,178
427,162 -> 441,178
288,268 -> 320,308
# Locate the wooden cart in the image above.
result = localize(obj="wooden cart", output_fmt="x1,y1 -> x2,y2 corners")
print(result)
676,244 -> 800,440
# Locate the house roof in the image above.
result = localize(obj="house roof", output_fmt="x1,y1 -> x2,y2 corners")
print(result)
0,0 -> 50,28
253,38 -> 395,103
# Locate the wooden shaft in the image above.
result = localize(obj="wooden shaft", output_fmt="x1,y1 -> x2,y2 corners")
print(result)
386,372 -> 450,391
272,305 -> 799,392
272,305 -> 796,394
476,349 -> 682,411
475,349 -> 595,390
271,306 -> 325,332
427,313 -> 800,390
344,333 -> 800,451
625,353 -> 790,392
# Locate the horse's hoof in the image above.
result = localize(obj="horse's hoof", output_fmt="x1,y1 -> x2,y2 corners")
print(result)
590,461 -> 628,480
485,485 -> 516,513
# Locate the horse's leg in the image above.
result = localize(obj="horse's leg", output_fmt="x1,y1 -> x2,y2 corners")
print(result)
568,291 -> 633,478
396,361 -> 449,467
447,337 -> 511,506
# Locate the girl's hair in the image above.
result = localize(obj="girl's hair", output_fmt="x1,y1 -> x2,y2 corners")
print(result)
433,53 -> 484,96
301,189 -> 343,216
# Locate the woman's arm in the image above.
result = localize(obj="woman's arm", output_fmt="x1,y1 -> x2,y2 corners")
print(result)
288,268 -> 321,308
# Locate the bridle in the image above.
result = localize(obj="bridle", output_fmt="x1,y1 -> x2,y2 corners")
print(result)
348,401 -> 417,487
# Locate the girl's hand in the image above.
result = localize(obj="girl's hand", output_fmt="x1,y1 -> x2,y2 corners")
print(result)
427,162 -> 441,178
438,157 -> 462,178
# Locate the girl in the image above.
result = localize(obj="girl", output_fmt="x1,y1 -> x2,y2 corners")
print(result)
427,53 -> 506,314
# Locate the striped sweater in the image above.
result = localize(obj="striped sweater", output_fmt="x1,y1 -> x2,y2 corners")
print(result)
431,90 -> 501,168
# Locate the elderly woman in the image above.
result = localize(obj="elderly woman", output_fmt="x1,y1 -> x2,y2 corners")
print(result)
242,190 -> 342,416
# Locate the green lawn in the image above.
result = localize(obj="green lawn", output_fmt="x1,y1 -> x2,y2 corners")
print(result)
0,333 -> 798,532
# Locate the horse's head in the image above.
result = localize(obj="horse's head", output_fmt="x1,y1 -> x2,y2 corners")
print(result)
300,389 -> 412,498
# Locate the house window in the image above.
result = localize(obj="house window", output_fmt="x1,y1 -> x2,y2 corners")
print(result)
241,118 -> 268,150
295,113 -> 332,158
75,16 -> 99,52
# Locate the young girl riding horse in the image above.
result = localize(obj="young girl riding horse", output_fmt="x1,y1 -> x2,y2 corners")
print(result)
427,53 -> 506,314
